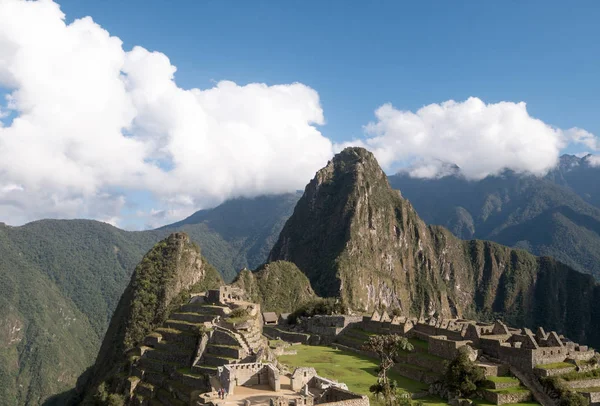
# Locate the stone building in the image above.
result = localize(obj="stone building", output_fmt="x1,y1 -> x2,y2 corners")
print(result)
263,312 -> 278,325
217,362 -> 280,394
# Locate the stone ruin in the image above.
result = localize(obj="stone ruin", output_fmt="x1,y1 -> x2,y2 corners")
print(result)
109,285 -> 368,406
263,310 -> 598,405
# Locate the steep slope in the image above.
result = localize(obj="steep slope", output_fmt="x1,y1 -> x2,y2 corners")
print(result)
160,193 -> 300,280
0,226 -> 98,406
76,232 -> 223,401
232,261 -> 317,313
269,147 -> 600,347
388,160 -> 600,280
546,154 -> 600,208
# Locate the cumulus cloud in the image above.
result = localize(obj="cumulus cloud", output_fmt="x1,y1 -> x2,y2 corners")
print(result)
0,0 -> 333,227
344,97 -> 599,179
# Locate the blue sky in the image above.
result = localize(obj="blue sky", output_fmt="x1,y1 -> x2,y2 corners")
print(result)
0,0 -> 599,229
56,0 -> 599,142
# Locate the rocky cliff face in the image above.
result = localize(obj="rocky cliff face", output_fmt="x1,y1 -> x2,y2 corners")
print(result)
232,261 -> 317,313
269,147 -> 600,346
76,232 -> 223,400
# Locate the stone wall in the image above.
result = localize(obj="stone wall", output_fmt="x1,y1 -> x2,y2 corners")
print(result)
482,390 -> 532,405
564,378 -> 600,389
582,391 -> 600,404
479,338 -> 502,359
568,349 -> 596,361
533,366 -> 575,377
291,367 -> 318,391
266,364 -> 281,392
531,347 -> 570,367
264,326 -> 310,344
497,346 -> 535,370
319,387 -> 364,403
318,397 -> 369,406
218,363 -> 276,394
428,336 -> 471,360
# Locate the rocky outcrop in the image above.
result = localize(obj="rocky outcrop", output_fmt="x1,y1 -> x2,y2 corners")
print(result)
76,232 -> 223,400
269,147 -> 600,347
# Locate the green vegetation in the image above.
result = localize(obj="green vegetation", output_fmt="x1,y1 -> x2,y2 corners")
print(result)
269,339 -> 287,348
488,387 -> 530,394
232,261 -> 316,313
487,376 -> 520,385
388,154 -> 600,283
123,235 -> 221,348
0,224 -> 100,405
75,233 -> 222,402
443,347 -> 486,398
472,400 -> 538,406
288,298 -> 345,324
269,147 -> 600,348
536,362 -> 575,370
362,335 -> 415,406
277,345 -> 429,405
541,376 -> 590,406
559,392 -> 590,406
225,307 -> 251,323
561,369 -> 600,381
0,193 -> 298,403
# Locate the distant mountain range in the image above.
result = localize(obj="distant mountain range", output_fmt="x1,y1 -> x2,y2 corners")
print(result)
388,154 -> 600,279
2,154 -> 600,404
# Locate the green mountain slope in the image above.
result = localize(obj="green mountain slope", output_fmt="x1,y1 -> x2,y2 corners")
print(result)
160,193 -> 300,281
74,233 -> 223,402
0,194 -> 297,404
269,147 -> 600,347
387,158 -> 600,279
232,261 -> 317,313
545,154 -> 600,208
0,225 -> 99,405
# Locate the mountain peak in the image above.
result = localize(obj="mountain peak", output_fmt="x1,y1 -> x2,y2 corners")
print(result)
77,232 -> 223,399
270,147 -> 600,348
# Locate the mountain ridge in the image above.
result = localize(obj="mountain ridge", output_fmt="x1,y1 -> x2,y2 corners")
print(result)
269,147 -> 600,347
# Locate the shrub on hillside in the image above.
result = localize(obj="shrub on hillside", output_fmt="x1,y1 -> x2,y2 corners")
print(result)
288,298 -> 344,324
559,392 -> 589,406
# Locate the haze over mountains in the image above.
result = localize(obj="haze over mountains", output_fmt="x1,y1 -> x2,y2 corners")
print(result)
2,152 -> 600,404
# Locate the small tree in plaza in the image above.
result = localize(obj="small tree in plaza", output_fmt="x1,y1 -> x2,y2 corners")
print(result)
362,334 -> 414,406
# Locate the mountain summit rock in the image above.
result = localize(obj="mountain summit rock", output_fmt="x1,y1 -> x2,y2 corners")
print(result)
269,147 -> 600,346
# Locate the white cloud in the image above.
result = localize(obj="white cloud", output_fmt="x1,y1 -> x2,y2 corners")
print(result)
346,97 -> 598,180
0,0 -> 333,227
586,155 -> 600,167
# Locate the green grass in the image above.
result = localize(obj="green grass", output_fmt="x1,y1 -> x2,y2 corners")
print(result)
473,399 -> 538,406
487,376 -> 520,384
575,387 -> 600,393
561,368 -> 600,381
269,339 -> 287,348
408,338 -> 429,351
488,387 -> 530,394
176,368 -> 205,378
278,345 -> 431,405
415,352 -> 444,362
535,362 -> 574,370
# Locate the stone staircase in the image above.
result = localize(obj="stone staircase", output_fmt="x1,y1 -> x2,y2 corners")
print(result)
480,371 -> 535,406
192,325 -> 250,375
124,303 -> 233,405
115,297 -> 268,405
